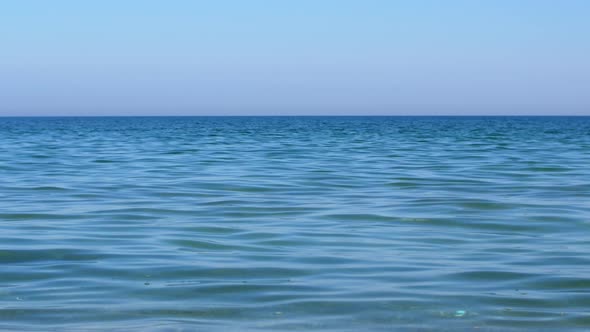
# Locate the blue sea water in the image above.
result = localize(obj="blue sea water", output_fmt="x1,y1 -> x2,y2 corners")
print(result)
0,116 -> 589,331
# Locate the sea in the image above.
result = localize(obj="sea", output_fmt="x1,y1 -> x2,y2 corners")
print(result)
0,116 -> 589,331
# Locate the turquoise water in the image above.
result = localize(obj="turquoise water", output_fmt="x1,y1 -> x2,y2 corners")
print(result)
1,116 -> 590,331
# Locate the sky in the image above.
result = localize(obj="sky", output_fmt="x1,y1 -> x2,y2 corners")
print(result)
0,0 -> 589,116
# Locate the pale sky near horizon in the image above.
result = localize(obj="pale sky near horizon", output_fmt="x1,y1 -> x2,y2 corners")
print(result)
1,0 -> 589,116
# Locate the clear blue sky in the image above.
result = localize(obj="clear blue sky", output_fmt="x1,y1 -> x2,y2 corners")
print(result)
1,0 -> 588,115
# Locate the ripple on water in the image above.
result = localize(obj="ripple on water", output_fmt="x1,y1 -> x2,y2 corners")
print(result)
1,116 -> 590,331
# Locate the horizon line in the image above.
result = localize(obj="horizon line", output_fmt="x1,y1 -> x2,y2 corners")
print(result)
1,114 -> 590,118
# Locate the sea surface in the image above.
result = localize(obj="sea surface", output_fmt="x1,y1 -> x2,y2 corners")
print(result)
0,116 -> 589,331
